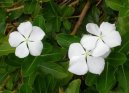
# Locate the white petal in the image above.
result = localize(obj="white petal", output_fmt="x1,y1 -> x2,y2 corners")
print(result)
68,43 -> 85,59
86,23 -> 101,36
68,56 -> 88,75
102,31 -> 122,48
87,56 -> 105,75
15,42 -> 29,58
92,40 -> 110,57
101,49 -> 111,58
29,26 -> 45,41
17,21 -> 32,38
28,41 -> 43,56
80,35 -> 98,50
100,22 -> 116,35
9,31 -> 25,47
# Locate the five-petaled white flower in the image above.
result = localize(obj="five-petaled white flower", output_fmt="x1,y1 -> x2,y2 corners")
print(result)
68,43 -> 105,75
68,22 -> 122,75
81,22 -> 122,57
9,21 -> 45,58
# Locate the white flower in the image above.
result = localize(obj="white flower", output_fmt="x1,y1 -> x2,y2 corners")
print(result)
81,22 -> 122,57
68,43 -> 105,75
9,21 -> 45,58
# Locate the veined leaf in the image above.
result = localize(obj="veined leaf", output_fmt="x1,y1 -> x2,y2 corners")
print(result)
117,65 -> 129,93
107,52 -> 127,67
56,33 -> 80,48
65,79 -> 81,93
39,62 -> 68,79
96,63 -> 116,93
22,49 -> 66,77
105,0 -> 124,11
0,41 -> 15,56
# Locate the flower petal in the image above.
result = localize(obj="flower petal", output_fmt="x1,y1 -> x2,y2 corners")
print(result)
15,42 -> 29,58
80,35 -> 98,50
100,22 -> 116,35
68,43 -> 85,59
102,31 -> 121,48
101,49 -> 111,58
28,41 -> 43,56
87,56 -> 105,75
9,31 -> 25,47
92,40 -> 110,57
86,23 -> 101,36
17,21 -> 32,38
68,56 -> 88,75
29,26 -> 45,41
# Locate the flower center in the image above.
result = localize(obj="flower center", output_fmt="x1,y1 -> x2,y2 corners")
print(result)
98,33 -> 103,40
82,50 -> 91,57
25,38 -> 29,43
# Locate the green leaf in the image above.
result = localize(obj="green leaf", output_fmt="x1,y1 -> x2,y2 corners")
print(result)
0,21 -> 6,34
39,62 -> 68,79
0,8 -> 6,22
24,1 -> 41,15
3,90 -> 12,93
19,72 -> 36,93
22,49 -> 66,77
59,62 -> 73,86
105,0 -> 124,11
1,0 -> 13,7
9,9 -> 23,20
117,65 -> 129,93
117,17 -> 129,35
63,19 -> 71,31
60,5 -> 74,17
96,63 -> 116,93
34,75 -> 58,93
56,33 -> 80,48
85,73 -> 97,86
42,1 -> 61,32
33,15 -> 46,30
0,39 -> 15,56
84,87 -> 99,93
5,54 -> 24,66
107,52 -> 127,67
65,79 -> 81,93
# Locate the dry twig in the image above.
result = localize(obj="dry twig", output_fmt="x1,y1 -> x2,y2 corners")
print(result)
96,0 -> 103,6
68,0 -> 79,7
70,0 -> 90,35
6,5 -> 24,12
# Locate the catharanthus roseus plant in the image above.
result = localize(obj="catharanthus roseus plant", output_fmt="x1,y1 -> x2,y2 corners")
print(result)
0,0 -> 128,93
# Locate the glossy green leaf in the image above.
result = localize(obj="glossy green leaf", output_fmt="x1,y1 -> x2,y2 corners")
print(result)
85,73 -> 97,86
63,19 -> 71,31
61,5 -> 74,17
65,79 -> 81,93
105,0 -> 124,11
117,66 -> 129,93
96,63 -> 116,93
24,1 -> 41,15
39,62 -> 68,79
22,48 -> 66,77
56,33 -> 80,48
107,52 -> 127,67
34,75 -> 58,93
33,15 -> 46,30
0,40 -> 15,56
0,21 -> 6,34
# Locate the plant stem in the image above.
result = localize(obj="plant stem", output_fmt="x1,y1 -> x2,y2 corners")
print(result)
70,0 -> 90,35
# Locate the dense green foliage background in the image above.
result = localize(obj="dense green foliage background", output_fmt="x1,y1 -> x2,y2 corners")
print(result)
0,0 -> 129,93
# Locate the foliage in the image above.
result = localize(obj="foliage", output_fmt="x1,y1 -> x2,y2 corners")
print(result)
0,0 -> 129,93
